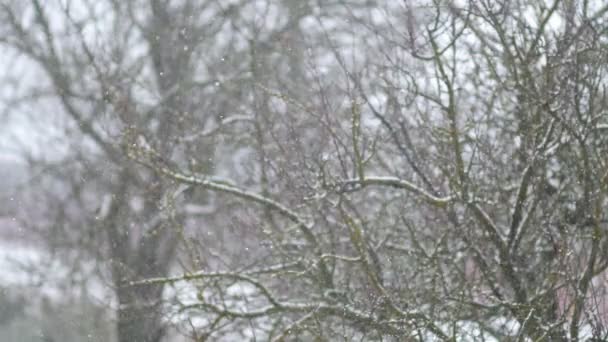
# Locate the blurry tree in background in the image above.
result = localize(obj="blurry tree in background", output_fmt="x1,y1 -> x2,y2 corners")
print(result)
3,0 -> 608,341
1,0 -> 241,341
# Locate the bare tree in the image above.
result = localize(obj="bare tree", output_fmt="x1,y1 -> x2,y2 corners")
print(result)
0,0 -> 251,341
4,0 -> 608,341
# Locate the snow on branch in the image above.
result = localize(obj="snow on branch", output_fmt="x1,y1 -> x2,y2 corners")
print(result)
339,176 -> 453,208
125,140 -> 334,288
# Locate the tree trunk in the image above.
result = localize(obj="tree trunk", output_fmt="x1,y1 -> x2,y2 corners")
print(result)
116,285 -> 165,342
